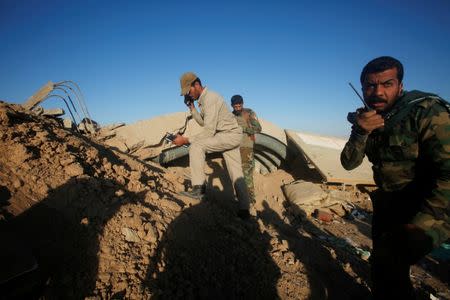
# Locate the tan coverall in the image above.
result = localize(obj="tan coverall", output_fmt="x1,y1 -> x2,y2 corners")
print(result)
189,87 -> 250,210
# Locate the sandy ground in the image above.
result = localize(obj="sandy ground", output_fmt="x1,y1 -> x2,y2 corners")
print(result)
0,101 -> 448,299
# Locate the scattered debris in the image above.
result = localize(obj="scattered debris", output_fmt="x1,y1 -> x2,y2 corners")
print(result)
282,180 -> 365,218
348,208 -> 368,221
0,100 -> 447,299
22,81 -> 97,134
312,209 -> 334,223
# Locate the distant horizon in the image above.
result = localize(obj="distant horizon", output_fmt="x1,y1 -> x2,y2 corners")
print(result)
5,77 -> 446,140
91,107 -> 352,140
1,0 -> 449,137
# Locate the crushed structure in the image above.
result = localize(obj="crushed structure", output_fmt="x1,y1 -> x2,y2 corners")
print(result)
0,82 -> 448,299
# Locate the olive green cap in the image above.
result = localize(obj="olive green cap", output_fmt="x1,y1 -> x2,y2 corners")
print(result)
179,72 -> 198,96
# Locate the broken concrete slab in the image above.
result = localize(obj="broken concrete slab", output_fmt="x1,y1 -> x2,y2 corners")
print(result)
63,118 -> 75,130
43,108 -> 65,117
106,139 -> 129,153
31,106 -> 44,116
23,81 -> 54,110
101,123 -> 125,132
285,130 -> 375,185
78,118 -> 99,133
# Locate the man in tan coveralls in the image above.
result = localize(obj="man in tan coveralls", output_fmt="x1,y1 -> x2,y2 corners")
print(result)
173,72 -> 251,219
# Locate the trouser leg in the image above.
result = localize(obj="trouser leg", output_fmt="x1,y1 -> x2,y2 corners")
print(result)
371,239 -> 414,299
188,131 -> 243,188
240,147 -> 255,205
370,190 -> 432,300
189,142 -> 207,186
223,147 -> 250,210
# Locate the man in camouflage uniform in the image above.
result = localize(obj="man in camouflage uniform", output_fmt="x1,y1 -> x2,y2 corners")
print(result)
340,56 -> 449,299
230,95 -> 262,206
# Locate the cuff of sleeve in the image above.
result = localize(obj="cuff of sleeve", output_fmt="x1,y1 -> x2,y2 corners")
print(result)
412,212 -> 449,248
349,127 -> 368,145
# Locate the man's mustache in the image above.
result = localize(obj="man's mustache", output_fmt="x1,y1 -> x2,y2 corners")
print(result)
367,97 -> 387,103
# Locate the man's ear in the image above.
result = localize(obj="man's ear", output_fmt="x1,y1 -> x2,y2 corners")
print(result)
398,82 -> 404,96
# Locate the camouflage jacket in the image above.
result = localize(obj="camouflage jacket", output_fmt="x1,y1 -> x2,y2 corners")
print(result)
341,90 -> 450,247
233,108 -> 262,148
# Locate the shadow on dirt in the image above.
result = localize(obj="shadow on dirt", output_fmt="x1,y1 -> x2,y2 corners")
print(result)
259,200 -> 371,299
0,185 -> 13,220
145,193 -> 281,299
145,159 -> 281,299
0,176 -> 139,298
0,135 -> 169,300
145,157 -> 373,299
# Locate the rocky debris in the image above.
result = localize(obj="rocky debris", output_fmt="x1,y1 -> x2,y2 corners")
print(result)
42,108 -> 65,117
101,123 -> 125,132
93,113 -> 192,161
282,180 -> 365,219
31,106 -> 65,117
0,101 -> 174,298
121,227 -> 141,243
0,100 -> 447,299
78,118 -> 99,133
95,112 -> 288,164
63,118 -> 75,130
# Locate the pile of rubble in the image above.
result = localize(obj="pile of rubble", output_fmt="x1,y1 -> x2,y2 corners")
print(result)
1,100 -> 448,299
0,101 -> 325,299
0,101 -> 178,297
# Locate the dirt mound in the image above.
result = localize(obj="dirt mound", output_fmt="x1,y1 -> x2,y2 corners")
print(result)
0,101 -> 179,298
0,101 -> 448,299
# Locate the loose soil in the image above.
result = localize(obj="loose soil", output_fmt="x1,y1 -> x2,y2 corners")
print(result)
0,101 -> 448,299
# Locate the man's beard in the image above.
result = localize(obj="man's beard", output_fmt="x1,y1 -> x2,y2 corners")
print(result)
233,109 -> 242,116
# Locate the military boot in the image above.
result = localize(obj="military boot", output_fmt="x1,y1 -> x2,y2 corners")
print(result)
179,184 -> 206,201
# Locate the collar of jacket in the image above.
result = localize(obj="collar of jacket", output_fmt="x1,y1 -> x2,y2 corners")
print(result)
197,87 -> 208,106
382,90 -> 441,120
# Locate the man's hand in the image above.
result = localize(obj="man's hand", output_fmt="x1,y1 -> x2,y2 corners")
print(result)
173,134 -> 188,146
356,110 -> 384,134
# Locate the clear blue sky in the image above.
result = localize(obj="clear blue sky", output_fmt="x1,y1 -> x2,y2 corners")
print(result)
1,0 -> 449,137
